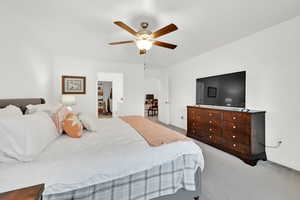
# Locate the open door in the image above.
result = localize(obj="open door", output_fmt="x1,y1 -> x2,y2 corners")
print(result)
158,71 -> 170,124
97,81 -> 113,118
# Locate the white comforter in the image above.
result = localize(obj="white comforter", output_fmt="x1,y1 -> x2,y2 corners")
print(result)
0,118 -> 204,194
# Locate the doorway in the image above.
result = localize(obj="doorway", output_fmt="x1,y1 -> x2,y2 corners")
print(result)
97,72 -> 124,118
97,81 -> 113,118
144,94 -> 159,122
144,69 -> 170,124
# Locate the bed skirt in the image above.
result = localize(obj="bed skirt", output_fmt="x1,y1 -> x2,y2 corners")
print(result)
43,154 -> 201,200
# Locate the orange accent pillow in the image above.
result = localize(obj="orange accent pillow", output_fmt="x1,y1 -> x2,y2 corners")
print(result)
63,112 -> 83,138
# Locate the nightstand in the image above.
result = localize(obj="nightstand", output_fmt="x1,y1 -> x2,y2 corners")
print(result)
0,184 -> 44,200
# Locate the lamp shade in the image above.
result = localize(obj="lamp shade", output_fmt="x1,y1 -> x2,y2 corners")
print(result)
61,95 -> 76,106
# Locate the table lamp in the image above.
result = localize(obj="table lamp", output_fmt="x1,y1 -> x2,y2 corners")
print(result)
61,95 -> 76,111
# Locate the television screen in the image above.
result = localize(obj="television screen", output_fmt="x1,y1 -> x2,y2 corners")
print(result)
196,71 -> 246,108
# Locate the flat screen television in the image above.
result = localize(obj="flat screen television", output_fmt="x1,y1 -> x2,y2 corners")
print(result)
196,71 -> 246,108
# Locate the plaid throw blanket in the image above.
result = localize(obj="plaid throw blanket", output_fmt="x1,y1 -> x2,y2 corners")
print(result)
44,154 -> 200,200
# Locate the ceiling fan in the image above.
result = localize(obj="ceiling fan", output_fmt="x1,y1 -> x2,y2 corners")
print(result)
109,21 -> 178,55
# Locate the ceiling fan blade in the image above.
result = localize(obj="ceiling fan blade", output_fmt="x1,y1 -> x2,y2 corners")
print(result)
109,40 -> 134,45
153,41 -> 177,49
139,49 -> 147,55
113,21 -> 137,36
151,24 -> 178,39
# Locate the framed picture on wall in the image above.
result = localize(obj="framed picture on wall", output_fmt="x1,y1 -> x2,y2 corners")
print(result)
62,76 -> 86,94
207,87 -> 217,97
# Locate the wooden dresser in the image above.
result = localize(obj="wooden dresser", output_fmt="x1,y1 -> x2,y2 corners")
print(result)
187,106 -> 266,166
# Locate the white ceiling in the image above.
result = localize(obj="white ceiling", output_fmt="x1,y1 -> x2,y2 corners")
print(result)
1,0 -> 300,67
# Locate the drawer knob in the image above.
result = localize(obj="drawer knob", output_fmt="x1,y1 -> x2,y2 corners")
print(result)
232,135 -> 236,139
209,121 -> 212,124
233,126 -> 236,129
209,113 -> 212,116
209,128 -> 212,131
209,135 -> 212,139
233,144 -> 237,147
233,117 -> 236,120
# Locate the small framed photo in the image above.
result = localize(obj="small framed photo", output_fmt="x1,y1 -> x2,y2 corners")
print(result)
62,76 -> 86,94
207,87 -> 217,98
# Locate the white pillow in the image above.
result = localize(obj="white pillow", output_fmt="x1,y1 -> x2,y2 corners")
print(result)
0,105 -> 23,118
78,113 -> 97,132
25,104 -> 60,115
0,112 -> 60,163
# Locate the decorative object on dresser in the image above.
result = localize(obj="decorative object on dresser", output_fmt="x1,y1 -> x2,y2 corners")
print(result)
62,75 -> 86,94
0,184 -> 44,200
187,106 -> 266,166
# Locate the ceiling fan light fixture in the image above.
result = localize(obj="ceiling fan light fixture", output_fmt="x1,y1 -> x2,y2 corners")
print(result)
109,21 -> 178,53
136,39 -> 153,50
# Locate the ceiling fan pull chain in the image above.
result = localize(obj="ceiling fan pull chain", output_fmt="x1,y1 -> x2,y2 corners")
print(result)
144,54 -> 147,70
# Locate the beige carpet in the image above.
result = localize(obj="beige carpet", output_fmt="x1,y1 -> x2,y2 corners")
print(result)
162,124 -> 300,200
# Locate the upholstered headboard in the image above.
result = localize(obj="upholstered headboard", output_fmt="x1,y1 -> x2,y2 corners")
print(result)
0,98 -> 46,113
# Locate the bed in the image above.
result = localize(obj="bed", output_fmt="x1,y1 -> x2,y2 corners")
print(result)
0,98 -> 204,200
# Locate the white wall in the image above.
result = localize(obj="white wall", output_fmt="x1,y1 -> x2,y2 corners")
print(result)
52,58 -> 144,117
144,78 -> 160,99
0,12 -> 53,102
166,16 -> 300,171
144,69 -> 161,100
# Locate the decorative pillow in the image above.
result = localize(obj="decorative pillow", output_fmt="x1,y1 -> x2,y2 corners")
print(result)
0,112 -> 60,162
78,113 -> 97,132
0,105 -> 23,118
63,112 -> 83,138
51,105 -> 70,133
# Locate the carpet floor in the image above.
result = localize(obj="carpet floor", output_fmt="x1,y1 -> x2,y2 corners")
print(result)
167,124 -> 300,200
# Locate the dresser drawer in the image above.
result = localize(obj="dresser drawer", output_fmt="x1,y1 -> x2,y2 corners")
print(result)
188,129 -> 208,141
189,120 -> 206,131
223,130 -> 250,145
206,118 -> 221,126
226,141 -> 250,154
189,120 -> 198,128
188,127 -> 197,136
188,108 -> 198,120
206,124 -> 222,136
223,121 -> 250,135
197,109 -> 221,120
203,134 -> 223,145
223,112 -> 250,124
194,114 -> 207,124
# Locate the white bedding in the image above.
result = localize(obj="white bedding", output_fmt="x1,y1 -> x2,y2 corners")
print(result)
0,117 -> 204,195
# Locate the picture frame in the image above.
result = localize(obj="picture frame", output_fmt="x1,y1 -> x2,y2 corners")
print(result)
62,76 -> 86,94
207,87 -> 217,97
